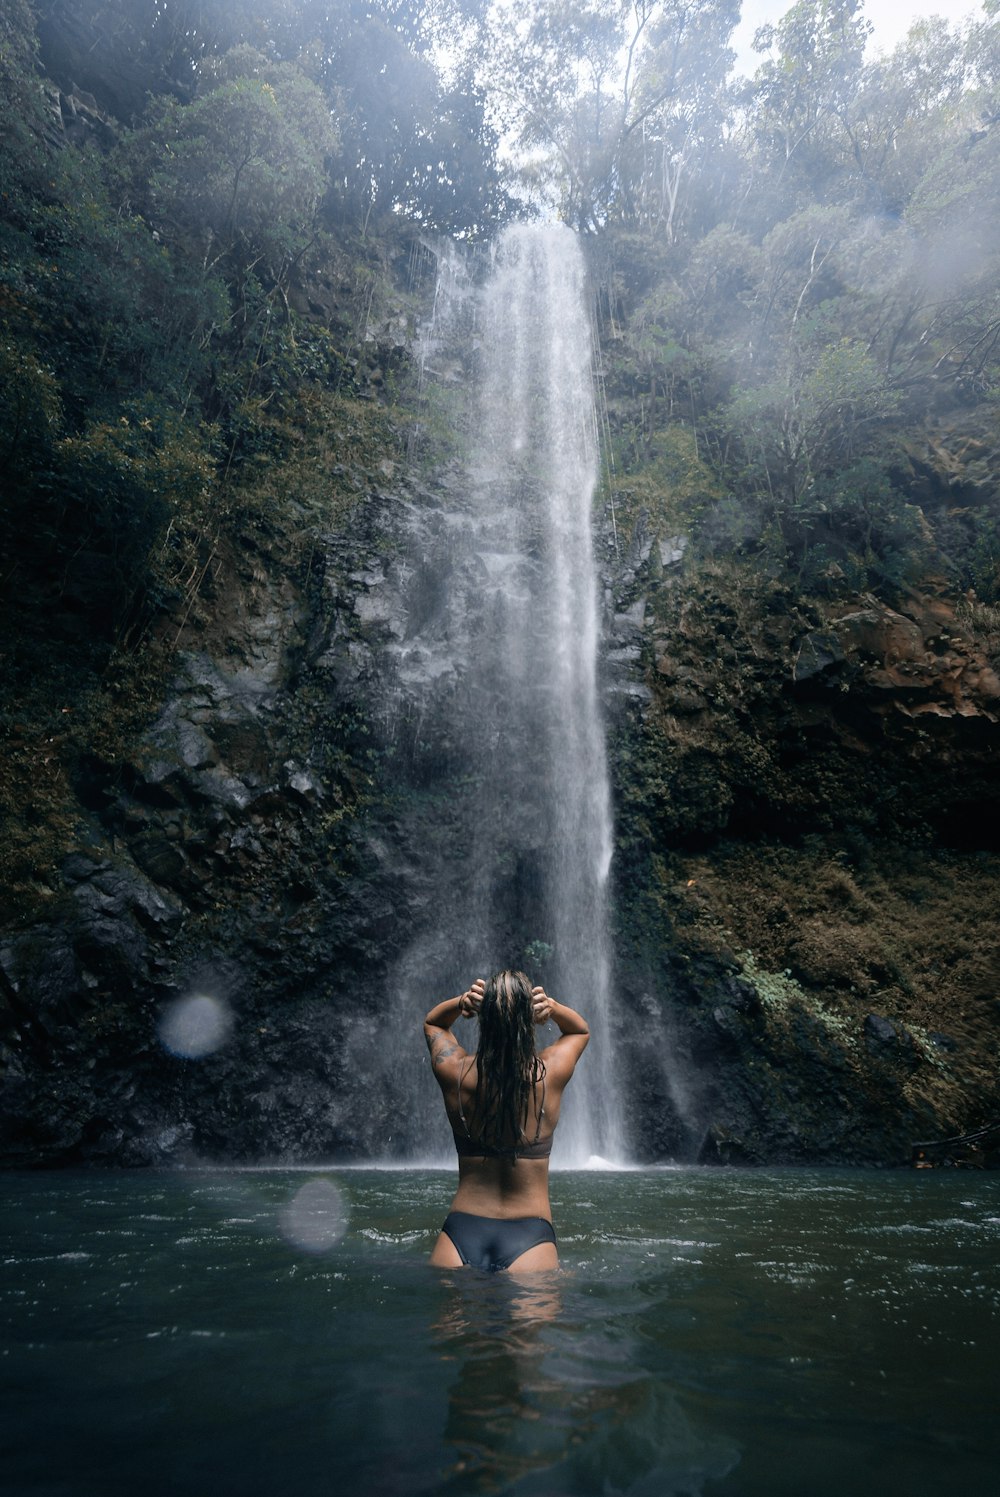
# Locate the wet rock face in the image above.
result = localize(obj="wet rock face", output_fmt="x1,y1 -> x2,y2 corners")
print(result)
0,453 -> 597,1165
792,630 -> 846,682
793,593 -> 999,725
6,481 -> 997,1168
600,521 -> 1000,1165
3,461 -> 998,1169
0,476 -> 413,1164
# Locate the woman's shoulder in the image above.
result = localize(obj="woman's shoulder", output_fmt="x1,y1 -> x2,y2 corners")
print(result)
537,1039 -> 584,1085
426,1031 -> 470,1079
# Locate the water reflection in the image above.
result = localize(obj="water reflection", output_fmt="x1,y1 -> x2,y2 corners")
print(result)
431,1269 -> 738,1494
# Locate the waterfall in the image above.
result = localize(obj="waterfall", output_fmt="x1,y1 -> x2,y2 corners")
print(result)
368,224 -> 624,1166
467,225 -> 620,1163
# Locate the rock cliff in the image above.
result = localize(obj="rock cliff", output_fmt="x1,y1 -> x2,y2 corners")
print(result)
1,238 -> 998,1169
606,540 -> 999,1165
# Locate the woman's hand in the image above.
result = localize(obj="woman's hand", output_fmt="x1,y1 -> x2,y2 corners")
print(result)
531,985 -> 553,1025
460,978 -> 485,1018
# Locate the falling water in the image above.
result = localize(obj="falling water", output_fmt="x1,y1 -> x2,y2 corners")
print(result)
369,224 -> 624,1166
465,224 -> 621,1163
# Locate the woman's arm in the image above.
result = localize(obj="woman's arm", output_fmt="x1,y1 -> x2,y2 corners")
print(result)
533,987 -> 589,1078
423,979 -> 483,1071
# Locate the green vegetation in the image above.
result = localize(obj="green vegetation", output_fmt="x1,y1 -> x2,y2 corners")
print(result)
514,0 -> 1000,599
0,1 -> 505,919
1,0 -> 507,673
4,0 -> 1000,701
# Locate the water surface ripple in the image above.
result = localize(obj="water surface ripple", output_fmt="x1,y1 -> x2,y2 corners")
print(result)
2,1167 -> 997,1495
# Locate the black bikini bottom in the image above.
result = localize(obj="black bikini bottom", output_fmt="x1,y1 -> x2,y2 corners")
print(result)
441,1211 -> 557,1272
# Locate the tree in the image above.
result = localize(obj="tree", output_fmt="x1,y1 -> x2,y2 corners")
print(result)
482,0 -> 649,229
319,3 -> 508,231
619,0 -> 739,238
483,0 -> 737,232
743,0 -> 872,205
34,0 -> 507,235
135,47 -> 335,272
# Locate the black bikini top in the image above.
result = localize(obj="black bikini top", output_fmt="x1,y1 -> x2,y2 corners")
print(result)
452,1067 -> 552,1160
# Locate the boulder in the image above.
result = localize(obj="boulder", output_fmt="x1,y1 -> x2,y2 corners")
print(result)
833,607 -> 925,663
793,631 -> 846,681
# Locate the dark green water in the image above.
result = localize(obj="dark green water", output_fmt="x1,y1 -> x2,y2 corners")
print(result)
2,1167 -> 997,1495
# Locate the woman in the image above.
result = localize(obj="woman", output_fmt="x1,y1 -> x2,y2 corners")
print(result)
423,969 -> 590,1272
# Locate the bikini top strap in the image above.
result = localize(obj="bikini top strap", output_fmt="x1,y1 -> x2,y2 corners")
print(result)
533,1069 -> 546,1144
456,1059 -> 474,1138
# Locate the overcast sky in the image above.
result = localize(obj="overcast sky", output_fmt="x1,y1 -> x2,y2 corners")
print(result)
731,0 -> 985,74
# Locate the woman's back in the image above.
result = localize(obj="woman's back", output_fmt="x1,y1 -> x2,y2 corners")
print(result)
423,972 -> 590,1267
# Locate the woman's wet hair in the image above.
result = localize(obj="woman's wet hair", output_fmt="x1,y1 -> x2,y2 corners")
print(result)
471,969 -> 544,1158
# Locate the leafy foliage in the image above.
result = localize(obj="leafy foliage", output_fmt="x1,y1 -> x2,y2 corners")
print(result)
534,2 -> 1000,599
1,1 -> 515,697
138,50 -> 335,262
4,0 -> 1000,715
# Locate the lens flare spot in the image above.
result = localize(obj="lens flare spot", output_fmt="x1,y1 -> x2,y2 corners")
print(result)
279,1179 -> 348,1254
158,994 -> 233,1059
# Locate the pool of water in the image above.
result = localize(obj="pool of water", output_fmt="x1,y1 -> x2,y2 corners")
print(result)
2,1166 -> 997,1495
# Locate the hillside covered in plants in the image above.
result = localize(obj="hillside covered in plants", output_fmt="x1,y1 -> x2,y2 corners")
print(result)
1,0 -> 998,1166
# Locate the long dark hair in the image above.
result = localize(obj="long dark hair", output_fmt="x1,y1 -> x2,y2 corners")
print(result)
471,969 -> 545,1153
